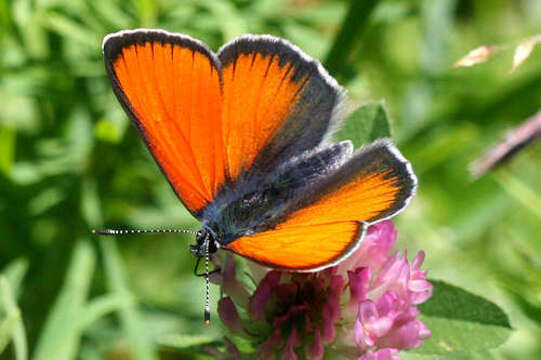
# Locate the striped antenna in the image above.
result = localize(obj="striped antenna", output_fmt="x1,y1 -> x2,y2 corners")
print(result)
92,229 -> 198,235
204,241 -> 211,325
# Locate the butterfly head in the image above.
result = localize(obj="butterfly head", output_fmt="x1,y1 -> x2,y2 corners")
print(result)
190,228 -> 219,257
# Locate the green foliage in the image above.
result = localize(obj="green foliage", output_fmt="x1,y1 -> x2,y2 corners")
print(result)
0,0 -> 540,359
0,260 -> 28,360
159,333 -> 222,358
30,240 -> 151,360
335,101 -> 392,147
160,334 -> 220,349
416,281 -> 511,354
33,241 -> 95,360
419,281 -> 510,327
100,238 -> 158,360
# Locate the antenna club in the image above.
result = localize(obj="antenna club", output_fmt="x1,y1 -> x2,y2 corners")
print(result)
92,229 -> 118,235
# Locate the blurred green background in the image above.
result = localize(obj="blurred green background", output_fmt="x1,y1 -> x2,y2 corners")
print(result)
0,0 -> 539,359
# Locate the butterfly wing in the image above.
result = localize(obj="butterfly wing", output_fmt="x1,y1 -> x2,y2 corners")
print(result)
217,35 -> 343,180
103,31 -> 342,217
103,29 -> 226,216
225,221 -> 366,271
224,140 -> 416,271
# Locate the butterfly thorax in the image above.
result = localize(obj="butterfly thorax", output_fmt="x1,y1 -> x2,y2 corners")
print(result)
200,182 -> 290,246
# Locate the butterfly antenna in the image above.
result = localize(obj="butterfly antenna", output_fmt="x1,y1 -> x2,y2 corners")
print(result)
204,241 -> 211,325
92,228 -> 198,235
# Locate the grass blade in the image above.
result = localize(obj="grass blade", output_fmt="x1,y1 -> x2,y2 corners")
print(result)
0,277 -> 27,360
79,294 -> 131,330
2,259 -> 28,300
0,313 -> 18,355
33,241 -> 95,360
100,238 -> 158,360
324,0 -> 379,82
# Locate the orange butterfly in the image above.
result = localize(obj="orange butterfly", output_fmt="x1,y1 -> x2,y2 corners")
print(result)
98,29 -> 416,318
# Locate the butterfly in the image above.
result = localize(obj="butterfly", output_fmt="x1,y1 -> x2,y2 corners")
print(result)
98,29 -> 416,319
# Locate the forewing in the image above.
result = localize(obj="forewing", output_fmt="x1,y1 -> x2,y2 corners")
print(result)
103,29 -> 225,215
217,35 -> 343,181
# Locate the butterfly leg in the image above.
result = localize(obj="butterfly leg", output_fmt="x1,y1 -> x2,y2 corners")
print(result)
193,256 -> 221,277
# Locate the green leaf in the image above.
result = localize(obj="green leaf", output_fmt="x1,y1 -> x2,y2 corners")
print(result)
503,282 -> 541,325
33,241 -> 95,360
133,0 -> 158,27
80,179 -> 103,229
0,310 -> 18,355
91,0 -> 132,29
414,280 -> 512,355
12,0 -> 49,59
1,259 -> 28,299
80,294 -> 131,329
0,259 -> 28,358
28,187 -> 65,215
494,169 -> 541,219
204,1 -> 246,40
335,102 -> 392,148
38,11 -> 99,48
100,238 -> 158,360
94,118 -> 121,143
420,280 -> 510,327
159,334 -> 221,349
0,277 -> 28,360
0,126 -> 15,176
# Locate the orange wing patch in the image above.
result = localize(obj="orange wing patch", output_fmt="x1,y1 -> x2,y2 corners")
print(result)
107,39 -> 225,214
225,222 -> 364,270
281,169 -> 401,227
221,52 -> 308,179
